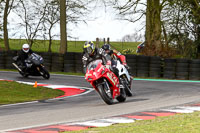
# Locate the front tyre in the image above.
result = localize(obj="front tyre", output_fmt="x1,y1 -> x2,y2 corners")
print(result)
19,71 -> 29,78
40,67 -> 50,79
97,81 -> 113,105
121,77 -> 133,96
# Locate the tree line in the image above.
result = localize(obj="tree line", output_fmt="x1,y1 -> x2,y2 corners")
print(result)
112,0 -> 200,58
0,0 -> 200,58
0,0 -> 88,54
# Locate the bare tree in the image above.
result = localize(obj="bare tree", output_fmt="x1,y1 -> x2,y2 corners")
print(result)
42,0 -> 60,52
14,0 -> 47,48
108,1 -> 162,55
0,1 -> 3,39
122,32 -> 144,42
59,0 -> 67,54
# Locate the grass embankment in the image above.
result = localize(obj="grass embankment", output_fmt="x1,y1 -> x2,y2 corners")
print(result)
0,39 -> 140,53
0,80 -> 64,105
65,112 -> 200,133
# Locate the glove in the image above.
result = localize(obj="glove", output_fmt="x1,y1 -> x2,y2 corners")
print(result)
125,64 -> 130,70
105,60 -> 111,69
82,56 -> 88,61
105,65 -> 110,69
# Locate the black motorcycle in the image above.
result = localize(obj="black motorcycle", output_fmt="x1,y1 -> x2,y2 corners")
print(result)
12,53 -> 50,79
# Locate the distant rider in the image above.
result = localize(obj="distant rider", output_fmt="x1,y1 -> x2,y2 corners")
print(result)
18,44 -> 33,72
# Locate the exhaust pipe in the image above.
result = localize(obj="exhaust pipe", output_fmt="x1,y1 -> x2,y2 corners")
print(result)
12,63 -> 22,72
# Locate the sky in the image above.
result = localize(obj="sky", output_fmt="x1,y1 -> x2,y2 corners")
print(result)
7,2 -> 145,42
69,6 -> 145,42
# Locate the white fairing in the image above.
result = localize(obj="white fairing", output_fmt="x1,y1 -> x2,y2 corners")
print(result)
116,60 -> 131,81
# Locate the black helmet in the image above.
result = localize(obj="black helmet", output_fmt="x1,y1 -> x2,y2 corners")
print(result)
83,41 -> 95,56
102,44 -> 110,51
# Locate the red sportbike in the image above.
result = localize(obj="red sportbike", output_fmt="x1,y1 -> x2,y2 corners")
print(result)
85,59 -> 126,105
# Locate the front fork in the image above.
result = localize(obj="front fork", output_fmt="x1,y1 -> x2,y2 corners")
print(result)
37,64 -> 44,75
12,63 -> 22,72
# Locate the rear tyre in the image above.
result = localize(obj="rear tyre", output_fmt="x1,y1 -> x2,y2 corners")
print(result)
116,87 -> 126,102
41,67 -> 50,79
97,81 -> 113,105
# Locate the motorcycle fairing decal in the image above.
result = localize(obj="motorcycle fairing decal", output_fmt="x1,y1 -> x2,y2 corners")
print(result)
112,88 -> 120,99
106,73 -> 115,85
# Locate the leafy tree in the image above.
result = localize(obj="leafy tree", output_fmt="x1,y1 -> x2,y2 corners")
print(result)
162,0 -> 200,58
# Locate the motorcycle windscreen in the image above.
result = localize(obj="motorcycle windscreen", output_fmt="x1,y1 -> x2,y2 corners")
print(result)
87,59 -> 102,71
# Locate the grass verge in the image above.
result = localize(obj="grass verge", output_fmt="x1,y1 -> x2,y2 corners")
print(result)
0,39 -> 140,53
0,69 -> 84,76
0,80 -> 64,105
64,112 -> 200,133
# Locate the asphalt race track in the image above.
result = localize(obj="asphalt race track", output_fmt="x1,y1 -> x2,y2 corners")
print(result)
0,71 -> 200,132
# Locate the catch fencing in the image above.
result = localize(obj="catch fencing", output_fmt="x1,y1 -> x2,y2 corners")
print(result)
0,51 -> 200,80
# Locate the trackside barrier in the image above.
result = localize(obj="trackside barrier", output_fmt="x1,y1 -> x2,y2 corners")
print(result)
1,51 -> 200,80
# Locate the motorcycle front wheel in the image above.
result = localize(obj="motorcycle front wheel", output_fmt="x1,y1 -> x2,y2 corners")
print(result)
97,80 -> 113,105
116,87 -> 126,102
121,77 -> 133,96
40,67 -> 50,79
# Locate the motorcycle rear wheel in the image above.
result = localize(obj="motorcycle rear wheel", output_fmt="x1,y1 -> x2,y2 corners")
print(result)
97,81 -> 113,105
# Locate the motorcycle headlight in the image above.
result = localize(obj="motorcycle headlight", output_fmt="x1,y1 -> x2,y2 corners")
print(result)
101,70 -> 105,75
88,78 -> 93,80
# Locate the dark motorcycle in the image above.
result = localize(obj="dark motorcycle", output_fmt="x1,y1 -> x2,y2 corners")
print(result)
12,53 -> 50,79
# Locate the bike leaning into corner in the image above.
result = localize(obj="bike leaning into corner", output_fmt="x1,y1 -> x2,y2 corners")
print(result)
12,53 -> 50,79
85,59 -> 126,105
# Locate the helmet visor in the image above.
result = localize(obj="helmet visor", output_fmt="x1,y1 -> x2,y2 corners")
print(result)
23,48 -> 29,51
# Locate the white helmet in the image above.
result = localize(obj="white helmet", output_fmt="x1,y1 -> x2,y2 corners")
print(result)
22,44 -> 30,53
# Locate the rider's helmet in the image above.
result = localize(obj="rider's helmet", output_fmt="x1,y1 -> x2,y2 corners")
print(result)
102,44 -> 111,53
22,44 -> 30,53
83,41 -> 95,56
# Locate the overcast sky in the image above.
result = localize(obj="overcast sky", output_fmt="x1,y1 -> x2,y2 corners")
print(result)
7,2 -> 145,42
69,5 -> 145,42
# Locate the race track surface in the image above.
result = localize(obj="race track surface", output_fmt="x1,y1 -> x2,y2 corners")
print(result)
0,71 -> 200,131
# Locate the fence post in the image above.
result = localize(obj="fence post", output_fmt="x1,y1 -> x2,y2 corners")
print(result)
103,38 -> 106,44
96,38 -> 99,48
107,37 -> 110,44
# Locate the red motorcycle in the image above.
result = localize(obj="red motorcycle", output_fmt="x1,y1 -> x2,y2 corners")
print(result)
85,59 -> 126,105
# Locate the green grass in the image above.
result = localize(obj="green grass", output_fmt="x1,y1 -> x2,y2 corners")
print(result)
64,112 -> 200,133
51,72 -> 84,76
0,80 -> 64,105
0,69 -> 85,76
0,39 -> 140,53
